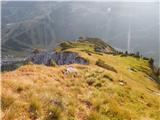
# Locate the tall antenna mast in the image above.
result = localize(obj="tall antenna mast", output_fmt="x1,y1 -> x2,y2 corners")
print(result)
127,7 -> 131,53
127,21 -> 131,53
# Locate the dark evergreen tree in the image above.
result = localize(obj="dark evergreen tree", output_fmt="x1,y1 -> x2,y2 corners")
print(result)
125,51 -> 128,55
136,51 -> 140,57
149,58 -> 154,67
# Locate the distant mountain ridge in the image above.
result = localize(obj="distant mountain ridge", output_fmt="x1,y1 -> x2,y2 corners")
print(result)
2,1 -> 159,66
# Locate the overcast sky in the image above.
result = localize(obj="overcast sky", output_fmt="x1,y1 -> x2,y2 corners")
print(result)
2,0 -> 159,2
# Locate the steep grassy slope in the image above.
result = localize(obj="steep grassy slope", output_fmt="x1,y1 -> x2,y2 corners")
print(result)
1,39 -> 160,120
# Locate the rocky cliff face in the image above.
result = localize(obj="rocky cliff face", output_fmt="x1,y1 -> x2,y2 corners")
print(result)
29,51 -> 89,65
2,51 -> 89,71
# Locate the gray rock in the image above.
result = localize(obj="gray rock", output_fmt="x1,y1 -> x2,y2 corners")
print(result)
28,51 -> 89,65
2,51 -> 89,71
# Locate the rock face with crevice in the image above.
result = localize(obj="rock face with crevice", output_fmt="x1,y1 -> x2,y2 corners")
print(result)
2,51 -> 89,71
28,51 -> 89,65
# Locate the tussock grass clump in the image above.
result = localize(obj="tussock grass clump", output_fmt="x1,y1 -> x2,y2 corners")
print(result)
103,74 -> 113,81
16,86 -> 24,93
91,98 -> 104,111
86,79 -> 95,86
88,95 -> 132,120
29,100 -> 42,119
45,106 -> 62,120
96,59 -> 117,73
1,95 -> 15,111
3,106 -> 17,120
47,59 -> 57,67
94,82 -> 102,88
67,106 -> 76,118
87,111 -> 105,120
106,105 -> 131,120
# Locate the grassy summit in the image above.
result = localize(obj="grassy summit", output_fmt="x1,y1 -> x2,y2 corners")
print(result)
55,37 -> 115,53
1,38 -> 160,120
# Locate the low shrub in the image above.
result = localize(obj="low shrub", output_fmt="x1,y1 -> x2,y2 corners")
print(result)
16,86 -> 24,93
96,59 -> 117,73
149,58 -> 154,67
128,53 -> 140,59
120,54 -> 127,57
87,79 -> 95,86
47,59 -> 57,67
103,74 -> 113,81
60,42 -> 73,50
143,57 -> 149,60
94,82 -> 102,88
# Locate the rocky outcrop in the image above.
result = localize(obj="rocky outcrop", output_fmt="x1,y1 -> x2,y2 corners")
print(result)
28,51 -> 89,65
2,51 -> 89,71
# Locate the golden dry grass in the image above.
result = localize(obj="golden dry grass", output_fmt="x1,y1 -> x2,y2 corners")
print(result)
1,45 -> 160,120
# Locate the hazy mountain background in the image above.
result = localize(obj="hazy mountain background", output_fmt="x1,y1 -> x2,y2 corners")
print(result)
1,1 -> 159,66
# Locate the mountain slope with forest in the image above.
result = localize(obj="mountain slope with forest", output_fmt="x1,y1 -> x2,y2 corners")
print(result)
1,38 -> 160,120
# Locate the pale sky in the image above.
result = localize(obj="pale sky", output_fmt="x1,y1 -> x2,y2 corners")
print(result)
2,0 -> 159,2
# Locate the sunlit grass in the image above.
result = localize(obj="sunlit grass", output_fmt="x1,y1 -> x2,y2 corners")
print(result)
1,41 -> 160,120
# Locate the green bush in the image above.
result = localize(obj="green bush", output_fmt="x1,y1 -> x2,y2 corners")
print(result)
60,42 -> 73,50
96,59 -> 117,73
128,53 -> 140,59
50,59 -> 57,67
149,58 -> 154,67
120,54 -> 127,57
47,59 -> 57,67
143,57 -> 149,60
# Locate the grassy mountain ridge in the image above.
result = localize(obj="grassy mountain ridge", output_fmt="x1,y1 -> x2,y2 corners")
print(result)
2,38 -> 160,120
55,37 -> 115,53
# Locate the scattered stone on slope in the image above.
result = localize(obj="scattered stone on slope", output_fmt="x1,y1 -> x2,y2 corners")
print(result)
118,80 -> 127,86
65,66 -> 77,73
